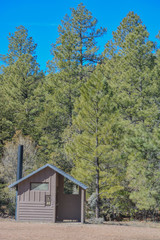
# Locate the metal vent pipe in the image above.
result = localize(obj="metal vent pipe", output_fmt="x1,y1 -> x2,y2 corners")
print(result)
17,145 -> 23,180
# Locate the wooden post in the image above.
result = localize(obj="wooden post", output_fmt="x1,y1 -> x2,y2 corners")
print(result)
15,186 -> 19,221
81,188 -> 85,224
52,172 -> 56,223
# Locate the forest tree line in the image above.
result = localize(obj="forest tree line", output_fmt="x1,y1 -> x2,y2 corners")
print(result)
1,3 -> 160,220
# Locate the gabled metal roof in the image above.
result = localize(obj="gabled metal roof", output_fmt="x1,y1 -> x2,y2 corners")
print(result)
8,163 -> 88,190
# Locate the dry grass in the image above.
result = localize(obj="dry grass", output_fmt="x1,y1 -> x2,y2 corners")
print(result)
0,218 -> 160,240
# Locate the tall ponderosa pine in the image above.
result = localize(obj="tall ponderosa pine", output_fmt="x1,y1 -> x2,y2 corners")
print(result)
0,75 -> 14,158
37,3 -> 107,167
65,66 -> 124,218
104,12 -> 160,211
1,26 -> 44,137
49,3 -> 107,75
0,25 -> 37,64
47,3 -> 107,125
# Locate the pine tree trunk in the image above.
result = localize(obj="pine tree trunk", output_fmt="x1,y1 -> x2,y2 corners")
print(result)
79,31 -> 83,82
95,160 -> 100,218
95,114 -> 99,218
68,87 -> 72,127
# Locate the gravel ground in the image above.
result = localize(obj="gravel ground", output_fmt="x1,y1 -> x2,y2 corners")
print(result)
0,219 -> 160,240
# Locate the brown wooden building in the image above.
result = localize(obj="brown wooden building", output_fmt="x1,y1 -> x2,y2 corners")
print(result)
9,164 -> 87,223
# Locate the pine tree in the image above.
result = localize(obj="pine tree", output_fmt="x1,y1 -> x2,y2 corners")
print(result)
0,74 -> 14,158
0,26 -> 44,137
104,11 -> 156,123
37,3 -> 107,167
48,3 -> 107,76
47,3 -> 107,125
104,12 -> 159,212
65,66 -> 124,218
0,25 -> 37,65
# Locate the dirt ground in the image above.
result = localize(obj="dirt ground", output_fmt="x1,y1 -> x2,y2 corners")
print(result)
0,219 -> 160,240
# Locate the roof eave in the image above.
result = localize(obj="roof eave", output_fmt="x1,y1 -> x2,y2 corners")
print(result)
8,164 -> 88,190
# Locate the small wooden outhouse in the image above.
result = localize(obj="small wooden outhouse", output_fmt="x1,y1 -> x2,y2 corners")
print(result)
9,164 -> 87,223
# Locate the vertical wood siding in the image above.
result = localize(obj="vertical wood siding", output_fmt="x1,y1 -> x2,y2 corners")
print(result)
17,167 -> 56,222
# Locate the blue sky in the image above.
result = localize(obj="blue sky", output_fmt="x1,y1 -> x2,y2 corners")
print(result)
0,0 -> 160,71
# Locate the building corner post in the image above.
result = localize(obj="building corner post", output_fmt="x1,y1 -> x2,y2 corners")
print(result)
53,172 -> 57,223
81,188 -> 85,224
15,186 -> 18,220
